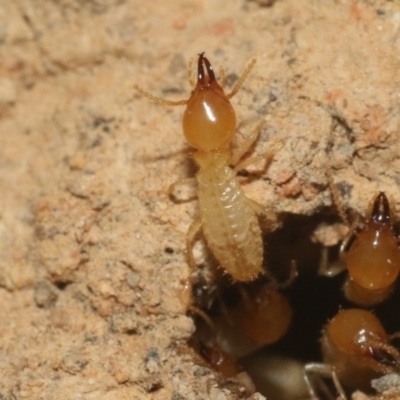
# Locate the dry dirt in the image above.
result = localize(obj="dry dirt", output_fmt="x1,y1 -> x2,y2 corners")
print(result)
1,1 -> 400,399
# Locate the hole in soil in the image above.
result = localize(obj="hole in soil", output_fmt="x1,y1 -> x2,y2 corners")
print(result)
188,212 -> 400,400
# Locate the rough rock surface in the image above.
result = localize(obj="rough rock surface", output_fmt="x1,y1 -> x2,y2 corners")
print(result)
1,1 -> 400,399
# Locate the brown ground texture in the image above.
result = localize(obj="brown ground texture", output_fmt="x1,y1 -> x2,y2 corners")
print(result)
1,0 -> 400,399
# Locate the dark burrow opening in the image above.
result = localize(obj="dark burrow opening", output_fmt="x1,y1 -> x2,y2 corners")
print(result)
188,212 -> 400,400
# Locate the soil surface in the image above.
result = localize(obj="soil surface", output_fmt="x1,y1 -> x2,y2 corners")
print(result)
1,1 -> 400,399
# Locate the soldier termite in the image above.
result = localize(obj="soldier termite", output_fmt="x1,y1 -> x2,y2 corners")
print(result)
320,185 -> 400,305
315,111 -> 400,305
134,53 -> 281,282
304,308 -> 400,400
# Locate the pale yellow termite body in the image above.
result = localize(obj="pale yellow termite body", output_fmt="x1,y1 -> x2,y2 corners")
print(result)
134,53 -> 279,282
193,150 -> 264,281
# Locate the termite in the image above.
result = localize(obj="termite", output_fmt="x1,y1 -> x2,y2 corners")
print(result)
304,308 -> 400,400
214,282 -> 293,358
317,113 -> 400,305
320,185 -> 400,305
192,278 -> 292,389
192,264 -> 295,361
134,53 -> 280,282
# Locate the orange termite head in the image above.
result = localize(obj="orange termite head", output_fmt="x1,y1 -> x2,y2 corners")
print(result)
134,53 -> 256,152
183,53 -> 237,152
344,192 -> 400,300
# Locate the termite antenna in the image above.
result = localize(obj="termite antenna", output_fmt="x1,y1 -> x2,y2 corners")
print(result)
326,166 -> 351,227
188,305 -> 215,332
226,58 -> 257,99
326,117 -> 351,227
133,84 -> 188,106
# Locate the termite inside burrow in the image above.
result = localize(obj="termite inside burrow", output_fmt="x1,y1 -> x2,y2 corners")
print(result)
311,111 -> 400,306
188,274 -> 295,395
320,186 -> 400,306
304,308 -> 400,400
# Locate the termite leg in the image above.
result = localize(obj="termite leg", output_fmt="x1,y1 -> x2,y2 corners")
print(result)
304,363 -> 324,400
168,177 -> 197,202
233,137 -> 283,174
318,221 -> 360,277
187,305 -> 215,331
318,246 -> 346,278
246,197 -> 282,285
279,259 -> 298,289
247,198 -> 278,230
389,332 -> 400,341
186,216 -> 202,274
304,363 -> 346,400
328,368 -> 347,400
338,228 -> 359,260
233,146 -> 281,173
231,121 -> 265,166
